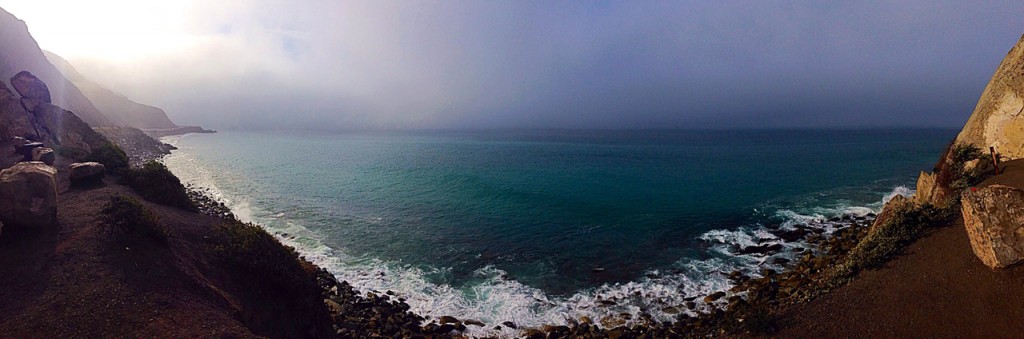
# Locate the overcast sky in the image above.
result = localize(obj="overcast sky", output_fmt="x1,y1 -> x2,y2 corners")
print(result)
3,1 -> 1022,130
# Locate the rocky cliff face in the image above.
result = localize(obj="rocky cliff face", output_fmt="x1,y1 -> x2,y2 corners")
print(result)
1,71 -> 108,154
956,34 -> 1024,159
0,8 -> 111,127
44,51 -> 178,130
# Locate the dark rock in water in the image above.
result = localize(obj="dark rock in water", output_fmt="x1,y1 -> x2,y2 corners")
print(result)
703,291 -> 726,303
69,162 -> 105,184
867,212 -> 877,218
773,257 -> 791,266
592,267 -> 605,272
502,321 -> 518,329
11,71 -> 51,104
771,228 -> 809,242
735,243 -> 784,255
523,328 -> 546,339
463,319 -> 485,327
438,316 -> 460,325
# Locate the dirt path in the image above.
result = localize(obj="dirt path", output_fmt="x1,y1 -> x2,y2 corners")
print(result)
774,160 -> 1024,338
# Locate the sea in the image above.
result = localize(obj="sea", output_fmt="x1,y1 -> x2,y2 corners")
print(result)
162,129 -> 953,336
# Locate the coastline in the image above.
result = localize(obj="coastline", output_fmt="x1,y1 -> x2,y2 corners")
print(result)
160,132 -> 935,338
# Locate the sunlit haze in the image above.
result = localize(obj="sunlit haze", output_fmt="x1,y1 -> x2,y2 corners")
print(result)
2,1 -> 1022,130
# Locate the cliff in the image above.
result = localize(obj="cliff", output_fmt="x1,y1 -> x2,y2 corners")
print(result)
0,8 -> 111,127
44,51 -> 178,130
956,34 -> 1024,159
0,76 -> 108,154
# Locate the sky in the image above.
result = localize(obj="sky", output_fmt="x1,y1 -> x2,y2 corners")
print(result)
1,1 -> 1022,130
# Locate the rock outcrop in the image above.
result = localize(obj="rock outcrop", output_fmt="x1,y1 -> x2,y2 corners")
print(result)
3,71 -> 110,154
956,34 -> 1024,160
0,161 -> 57,227
10,70 -> 50,104
961,185 -> 1024,269
868,194 -> 913,236
913,171 -> 946,206
69,162 -> 105,184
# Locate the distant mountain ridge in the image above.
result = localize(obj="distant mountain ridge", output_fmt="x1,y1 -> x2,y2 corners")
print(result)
0,8 -> 110,127
44,51 -> 177,130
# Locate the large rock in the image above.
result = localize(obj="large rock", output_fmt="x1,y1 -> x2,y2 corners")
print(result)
961,185 -> 1024,269
914,171 -> 950,207
10,71 -> 51,104
0,161 -> 57,227
956,34 -> 1024,160
868,194 -> 914,236
32,147 -> 54,165
69,162 -> 105,184
15,141 -> 42,160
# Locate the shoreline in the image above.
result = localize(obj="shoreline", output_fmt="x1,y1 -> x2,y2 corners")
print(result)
162,133 -> 918,338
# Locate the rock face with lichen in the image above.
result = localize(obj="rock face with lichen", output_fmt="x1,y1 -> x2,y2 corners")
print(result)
961,185 -> 1024,269
956,34 -> 1024,160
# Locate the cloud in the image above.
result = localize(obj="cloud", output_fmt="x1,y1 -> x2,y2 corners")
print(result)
5,0 -> 1023,130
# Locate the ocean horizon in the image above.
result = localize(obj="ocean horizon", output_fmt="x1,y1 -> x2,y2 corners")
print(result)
163,128 -> 953,336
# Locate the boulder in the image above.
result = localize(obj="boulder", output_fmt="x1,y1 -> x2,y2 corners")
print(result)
15,142 -> 43,160
914,171 -> 946,206
10,71 -> 51,104
961,185 -> 1024,269
868,194 -> 914,236
0,162 -> 58,227
69,162 -> 105,184
10,136 -> 28,150
32,147 -> 55,165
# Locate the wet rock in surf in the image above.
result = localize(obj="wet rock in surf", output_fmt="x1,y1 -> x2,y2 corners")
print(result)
770,228 -> 809,242
734,243 -> 783,255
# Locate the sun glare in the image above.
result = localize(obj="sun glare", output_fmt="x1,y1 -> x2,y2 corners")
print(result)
2,0 -> 198,61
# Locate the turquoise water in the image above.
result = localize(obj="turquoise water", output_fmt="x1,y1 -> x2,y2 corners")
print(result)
163,129 -> 952,334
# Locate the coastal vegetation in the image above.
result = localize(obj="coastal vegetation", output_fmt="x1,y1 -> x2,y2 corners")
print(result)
121,160 -> 196,211
84,141 -> 129,173
99,195 -> 166,243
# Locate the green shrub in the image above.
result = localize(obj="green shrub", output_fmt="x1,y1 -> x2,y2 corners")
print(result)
214,219 -> 307,289
842,203 -> 950,273
85,141 -> 129,173
100,195 -> 166,243
122,161 -> 196,211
